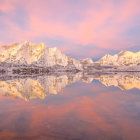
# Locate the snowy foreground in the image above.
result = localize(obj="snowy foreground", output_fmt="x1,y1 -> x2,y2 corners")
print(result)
0,62 -> 140,78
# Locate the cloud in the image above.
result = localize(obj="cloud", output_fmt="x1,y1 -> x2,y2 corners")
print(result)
0,0 -> 139,58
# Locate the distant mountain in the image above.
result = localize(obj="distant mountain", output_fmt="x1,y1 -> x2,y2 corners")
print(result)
80,58 -> 93,64
96,51 -> 140,66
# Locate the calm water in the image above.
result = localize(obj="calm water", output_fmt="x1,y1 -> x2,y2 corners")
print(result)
0,73 -> 140,140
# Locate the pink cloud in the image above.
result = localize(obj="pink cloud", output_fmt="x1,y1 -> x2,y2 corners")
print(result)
0,0 -> 14,13
0,0 -> 140,58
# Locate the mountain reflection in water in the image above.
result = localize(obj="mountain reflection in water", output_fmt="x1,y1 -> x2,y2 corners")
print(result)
0,73 -> 140,100
0,73 -> 140,140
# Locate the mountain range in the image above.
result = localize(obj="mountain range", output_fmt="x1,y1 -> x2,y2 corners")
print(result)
0,41 -> 140,73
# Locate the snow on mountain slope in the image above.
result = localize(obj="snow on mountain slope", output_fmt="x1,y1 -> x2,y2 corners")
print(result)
0,41 -> 44,64
80,58 -> 93,64
0,41 -> 82,70
97,51 -> 140,66
0,42 -> 139,69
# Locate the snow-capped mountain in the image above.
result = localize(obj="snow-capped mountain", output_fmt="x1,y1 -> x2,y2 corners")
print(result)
0,41 -> 82,70
80,58 -> 93,64
0,42 -> 140,71
97,51 -> 140,66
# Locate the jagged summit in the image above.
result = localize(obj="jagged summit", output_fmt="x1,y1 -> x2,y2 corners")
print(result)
0,42 -> 140,69
97,50 -> 140,66
80,58 -> 93,64
118,50 -> 137,57
0,41 -> 82,70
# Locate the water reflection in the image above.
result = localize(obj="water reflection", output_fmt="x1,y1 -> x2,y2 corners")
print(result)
0,73 -> 139,139
0,73 -> 140,100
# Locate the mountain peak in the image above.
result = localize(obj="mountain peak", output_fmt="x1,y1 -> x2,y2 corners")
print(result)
0,41 -> 83,70
0,41 -> 139,68
23,40 -> 30,45
97,50 -> 140,66
80,58 -> 93,64
118,50 -> 134,56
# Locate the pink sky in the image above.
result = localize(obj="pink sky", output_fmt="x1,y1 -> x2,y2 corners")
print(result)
0,0 -> 140,59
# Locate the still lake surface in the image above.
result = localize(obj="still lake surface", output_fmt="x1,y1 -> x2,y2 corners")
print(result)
0,73 -> 140,140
